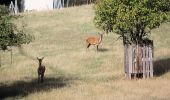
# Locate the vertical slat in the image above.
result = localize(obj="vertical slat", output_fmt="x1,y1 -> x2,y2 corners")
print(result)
134,45 -> 137,74
149,61 -> 151,77
132,47 -> 135,74
127,45 -> 129,78
145,45 -> 147,77
124,45 -> 127,77
124,46 -> 126,73
145,46 -> 148,78
146,46 -> 150,78
149,45 -> 153,77
148,46 -> 151,77
142,45 -> 144,78
141,47 -> 144,74
134,46 -> 137,74
129,45 -> 133,79
143,61 -> 146,78
143,45 -> 146,78
127,46 -> 129,77
142,46 -> 144,74
134,44 -> 137,78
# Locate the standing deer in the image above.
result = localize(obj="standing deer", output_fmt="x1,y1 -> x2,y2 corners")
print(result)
37,57 -> 46,83
86,32 -> 104,51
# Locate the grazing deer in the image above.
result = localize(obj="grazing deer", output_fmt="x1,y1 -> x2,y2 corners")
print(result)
37,57 -> 46,83
86,32 -> 104,51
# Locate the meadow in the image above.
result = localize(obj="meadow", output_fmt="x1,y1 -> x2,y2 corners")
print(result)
0,5 -> 170,100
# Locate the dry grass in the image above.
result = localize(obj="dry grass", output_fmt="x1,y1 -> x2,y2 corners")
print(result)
0,5 -> 170,100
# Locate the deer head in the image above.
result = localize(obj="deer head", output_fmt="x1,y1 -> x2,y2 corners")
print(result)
37,57 -> 44,66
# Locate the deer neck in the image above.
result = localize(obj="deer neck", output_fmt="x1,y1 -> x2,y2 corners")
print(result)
99,35 -> 103,44
39,62 -> 42,67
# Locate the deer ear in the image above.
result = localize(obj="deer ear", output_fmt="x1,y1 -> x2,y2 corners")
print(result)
42,57 -> 44,60
37,57 -> 39,60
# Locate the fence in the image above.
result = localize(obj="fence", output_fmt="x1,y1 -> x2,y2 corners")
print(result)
124,43 -> 153,79
9,0 -> 18,14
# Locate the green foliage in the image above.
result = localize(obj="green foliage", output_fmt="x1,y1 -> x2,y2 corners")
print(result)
0,5 -> 33,51
94,0 -> 170,44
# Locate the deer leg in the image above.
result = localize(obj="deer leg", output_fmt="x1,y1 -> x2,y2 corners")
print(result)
38,74 -> 40,83
41,74 -> 44,82
96,45 -> 99,51
87,43 -> 91,48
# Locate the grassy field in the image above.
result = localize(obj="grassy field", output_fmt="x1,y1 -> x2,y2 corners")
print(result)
0,5 -> 170,100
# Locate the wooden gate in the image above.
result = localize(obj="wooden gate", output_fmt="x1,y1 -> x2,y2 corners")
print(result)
124,43 -> 153,79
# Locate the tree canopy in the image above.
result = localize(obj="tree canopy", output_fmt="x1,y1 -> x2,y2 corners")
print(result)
94,0 -> 170,45
0,5 -> 33,51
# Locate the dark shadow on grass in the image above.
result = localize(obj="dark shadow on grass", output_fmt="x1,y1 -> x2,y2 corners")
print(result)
154,58 -> 170,76
98,48 -> 109,52
0,76 -> 76,99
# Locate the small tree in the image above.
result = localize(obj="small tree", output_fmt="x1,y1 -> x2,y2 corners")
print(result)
94,0 -> 170,78
0,5 -> 33,67
94,0 -> 170,45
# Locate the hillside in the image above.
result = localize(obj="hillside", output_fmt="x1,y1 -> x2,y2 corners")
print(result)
0,5 -> 170,100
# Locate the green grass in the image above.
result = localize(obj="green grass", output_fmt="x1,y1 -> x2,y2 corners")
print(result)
0,5 -> 170,100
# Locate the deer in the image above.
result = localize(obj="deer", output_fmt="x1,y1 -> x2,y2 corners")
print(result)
86,32 -> 104,51
37,57 -> 46,83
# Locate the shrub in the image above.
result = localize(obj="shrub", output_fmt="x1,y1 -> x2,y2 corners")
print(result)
0,5 -> 33,50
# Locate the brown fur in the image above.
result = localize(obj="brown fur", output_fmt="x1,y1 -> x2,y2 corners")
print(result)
86,37 -> 100,45
86,33 -> 104,51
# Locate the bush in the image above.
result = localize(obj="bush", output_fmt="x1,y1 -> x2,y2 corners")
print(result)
0,5 -> 33,50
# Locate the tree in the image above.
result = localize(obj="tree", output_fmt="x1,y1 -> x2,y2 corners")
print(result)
94,0 -> 170,45
0,5 -> 33,67
94,0 -> 170,78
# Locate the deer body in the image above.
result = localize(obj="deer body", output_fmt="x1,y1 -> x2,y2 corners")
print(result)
37,57 -> 46,83
86,33 -> 103,51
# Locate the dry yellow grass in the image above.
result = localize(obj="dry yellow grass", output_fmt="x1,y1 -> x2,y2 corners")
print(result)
0,5 -> 170,100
